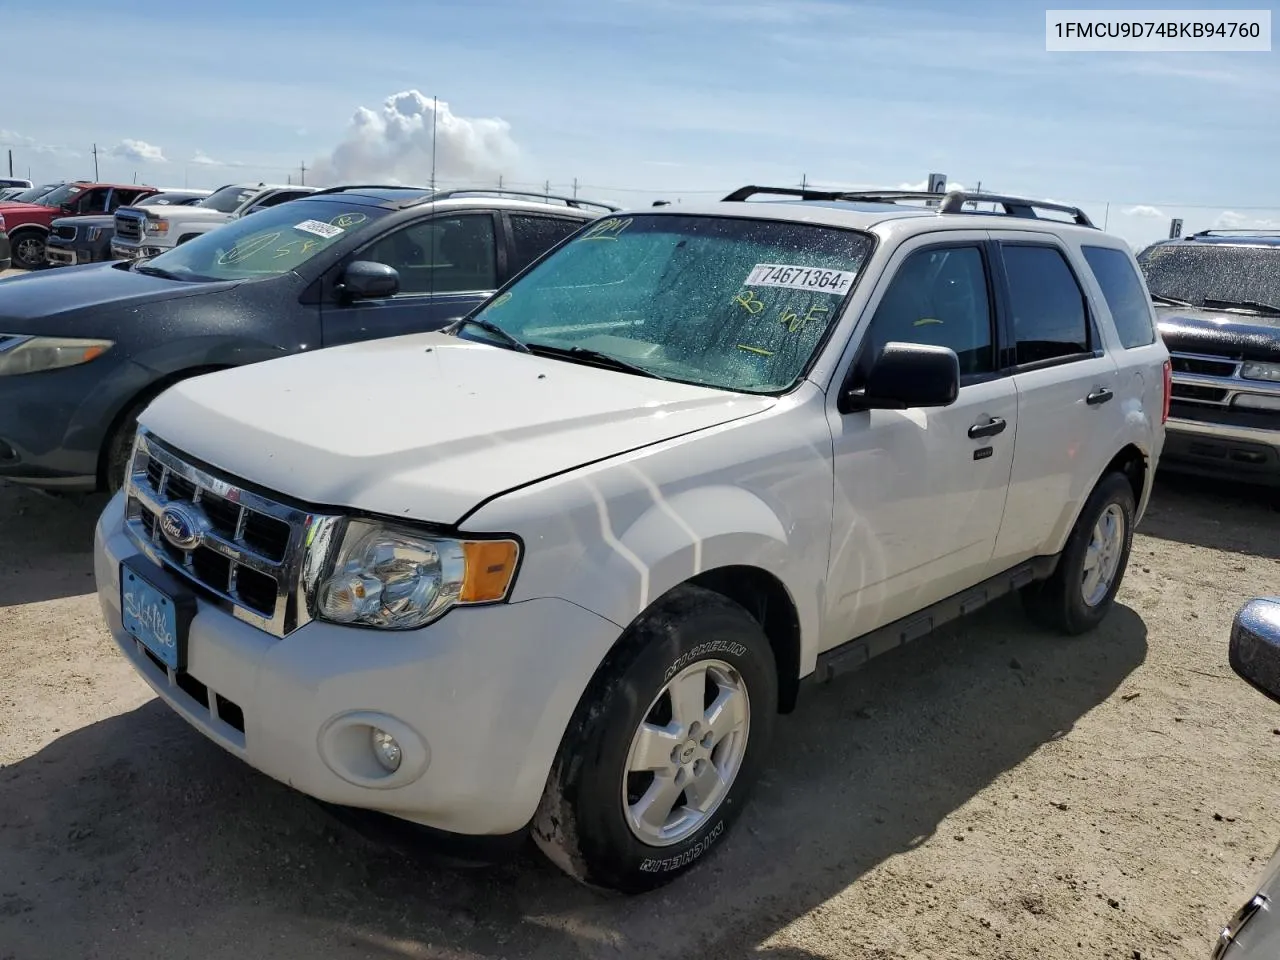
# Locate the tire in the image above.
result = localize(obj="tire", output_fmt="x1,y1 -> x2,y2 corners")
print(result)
9,229 -> 46,270
103,394 -> 154,494
532,584 -> 778,893
1022,471 -> 1136,635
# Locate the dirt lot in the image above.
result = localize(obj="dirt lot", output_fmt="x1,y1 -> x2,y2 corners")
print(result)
1,476 -> 1278,960
0,268 -> 25,280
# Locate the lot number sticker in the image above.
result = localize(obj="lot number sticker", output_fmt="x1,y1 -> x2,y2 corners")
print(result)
745,263 -> 856,295
294,219 -> 345,239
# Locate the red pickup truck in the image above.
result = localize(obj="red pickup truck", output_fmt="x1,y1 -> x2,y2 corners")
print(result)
0,181 -> 159,268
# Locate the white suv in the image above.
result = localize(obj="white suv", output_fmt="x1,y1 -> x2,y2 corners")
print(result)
93,185 -> 1171,893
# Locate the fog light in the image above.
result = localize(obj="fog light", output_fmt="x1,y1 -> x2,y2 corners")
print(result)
370,728 -> 402,772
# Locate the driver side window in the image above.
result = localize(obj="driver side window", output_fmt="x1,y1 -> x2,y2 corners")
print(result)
861,245 -> 995,377
361,214 -> 497,296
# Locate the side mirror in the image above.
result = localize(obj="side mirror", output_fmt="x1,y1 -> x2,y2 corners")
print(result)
336,260 -> 399,301
839,341 -> 960,413
1229,597 -> 1280,704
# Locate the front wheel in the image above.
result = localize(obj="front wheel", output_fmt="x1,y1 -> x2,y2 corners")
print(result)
533,584 -> 777,893
9,230 -> 46,269
1022,471 -> 1136,635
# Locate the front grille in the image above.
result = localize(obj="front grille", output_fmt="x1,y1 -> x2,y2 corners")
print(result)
52,224 -> 77,241
1172,383 -> 1229,403
123,430 -> 336,637
114,211 -> 144,243
1170,354 -> 1237,378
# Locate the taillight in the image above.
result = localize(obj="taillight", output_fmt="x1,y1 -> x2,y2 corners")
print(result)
1161,359 -> 1172,424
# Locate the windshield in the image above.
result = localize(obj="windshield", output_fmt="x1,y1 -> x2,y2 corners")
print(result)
467,214 -> 874,393
1138,243 -> 1280,311
8,184 -> 57,203
200,185 -> 259,213
37,183 -> 85,208
144,199 -> 385,281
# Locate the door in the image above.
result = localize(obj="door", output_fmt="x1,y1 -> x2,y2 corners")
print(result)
320,212 -> 500,347
824,235 -> 1018,648
989,234 -> 1122,565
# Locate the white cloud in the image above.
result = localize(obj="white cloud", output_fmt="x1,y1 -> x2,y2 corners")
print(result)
1124,204 -> 1164,219
111,139 -> 167,164
0,129 -> 78,157
189,150 -> 244,168
309,90 -> 518,186
898,179 -> 967,193
1214,210 -> 1280,230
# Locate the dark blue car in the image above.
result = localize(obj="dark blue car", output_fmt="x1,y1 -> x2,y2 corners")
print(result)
0,186 -> 610,492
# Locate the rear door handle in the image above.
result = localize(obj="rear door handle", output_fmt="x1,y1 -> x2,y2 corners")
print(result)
1086,388 -> 1114,406
968,417 -> 1007,439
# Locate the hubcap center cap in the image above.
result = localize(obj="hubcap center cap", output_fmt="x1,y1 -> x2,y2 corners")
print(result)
679,740 -> 697,764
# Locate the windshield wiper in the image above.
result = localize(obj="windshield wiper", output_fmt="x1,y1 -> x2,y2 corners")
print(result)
525,342 -> 668,380
450,316 -> 530,353
133,263 -> 182,281
1201,297 -> 1280,316
1150,293 -> 1195,308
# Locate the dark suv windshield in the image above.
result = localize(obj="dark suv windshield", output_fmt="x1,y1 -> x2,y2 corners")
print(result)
467,214 -> 875,394
143,199 -> 386,281
200,185 -> 259,213
1138,242 -> 1280,311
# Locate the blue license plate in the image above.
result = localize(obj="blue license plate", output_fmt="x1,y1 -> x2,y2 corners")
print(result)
121,563 -> 183,670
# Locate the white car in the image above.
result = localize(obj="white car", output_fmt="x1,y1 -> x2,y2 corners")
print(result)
109,182 -> 318,260
93,185 -> 1171,892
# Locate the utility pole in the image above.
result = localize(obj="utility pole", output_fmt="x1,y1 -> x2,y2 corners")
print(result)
544,179 -> 550,199
6,149 -> 11,177
498,175 -> 503,190
572,177 -> 578,198
801,173 -> 807,191
92,143 -> 99,180
299,161 -> 306,186
287,174 -> 292,185
430,94 -> 438,192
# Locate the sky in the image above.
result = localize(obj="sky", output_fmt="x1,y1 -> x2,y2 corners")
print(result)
3,0 -> 1277,248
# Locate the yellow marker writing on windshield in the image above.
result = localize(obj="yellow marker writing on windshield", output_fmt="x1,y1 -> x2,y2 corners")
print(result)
737,344 -> 774,356
734,289 -> 766,315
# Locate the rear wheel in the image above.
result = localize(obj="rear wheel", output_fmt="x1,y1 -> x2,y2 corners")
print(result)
9,230 -> 46,269
533,584 -> 777,893
1022,472 -> 1136,634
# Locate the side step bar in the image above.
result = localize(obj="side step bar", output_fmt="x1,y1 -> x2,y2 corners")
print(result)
811,554 -> 1061,683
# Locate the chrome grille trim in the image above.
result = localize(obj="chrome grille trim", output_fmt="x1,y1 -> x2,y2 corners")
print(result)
114,211 -> 145,243
122,428 -> 340,638
1169,350 -> 1280,408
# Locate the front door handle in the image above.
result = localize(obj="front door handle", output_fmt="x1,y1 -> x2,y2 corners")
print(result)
968,416 -> 1007,440
1086,388 -> 1114,406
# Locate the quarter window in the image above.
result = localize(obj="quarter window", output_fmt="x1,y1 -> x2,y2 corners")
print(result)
509,215 -> 583,274
864,245 -> 995,375
1082,245 -> 1157,349
361,214 -> 497,295
1001,244 -> 1090,365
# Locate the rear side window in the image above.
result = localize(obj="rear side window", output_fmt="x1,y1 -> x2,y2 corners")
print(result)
1001,244 -> 1090,365
509,215 -> 583,274
1082,245 -> 1156,348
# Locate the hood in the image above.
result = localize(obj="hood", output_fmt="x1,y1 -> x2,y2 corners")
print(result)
117,204 -> 230,222
52,214 -> 114,229
0,262 -> 240,332
0,201 -> 56,217
1156,305 -> 1280,364
140,332 -> 777,525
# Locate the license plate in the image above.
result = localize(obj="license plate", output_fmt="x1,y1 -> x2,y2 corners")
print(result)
120,558 -> 195,671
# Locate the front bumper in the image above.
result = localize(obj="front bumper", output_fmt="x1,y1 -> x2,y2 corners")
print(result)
111,238 -> 168,260
1163,415 -> 1280,486
44,245 -> 80,266
94,492 -> 621,836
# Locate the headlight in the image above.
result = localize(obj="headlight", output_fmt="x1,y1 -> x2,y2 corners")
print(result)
0,336 -> 114,376
145,219 -> 169,236
1241,360 -> 1280,383
311,520 -> 520,630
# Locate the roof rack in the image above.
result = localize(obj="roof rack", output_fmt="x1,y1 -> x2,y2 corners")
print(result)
423,188 -> 619,213
1189,228 -> 1280,237
723,185 -> 1097,229
308,183 -> 432,196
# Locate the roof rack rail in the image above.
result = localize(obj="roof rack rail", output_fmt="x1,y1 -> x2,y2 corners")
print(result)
723,185 -> 1098,229
308,183 -> 432,196
1189,228 -> 1280,237
421,188 -> 619,213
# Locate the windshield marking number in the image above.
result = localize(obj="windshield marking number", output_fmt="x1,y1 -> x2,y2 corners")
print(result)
578,217 -> 633,242
734,289 -> 767,315
746,263 -> 856,295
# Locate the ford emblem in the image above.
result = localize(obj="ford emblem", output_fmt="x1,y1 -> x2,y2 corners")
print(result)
158,503 -> 206,551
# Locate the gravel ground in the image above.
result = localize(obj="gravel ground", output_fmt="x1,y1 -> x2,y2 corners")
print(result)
0,268 -> 26,280
1,475 -> 1278,960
